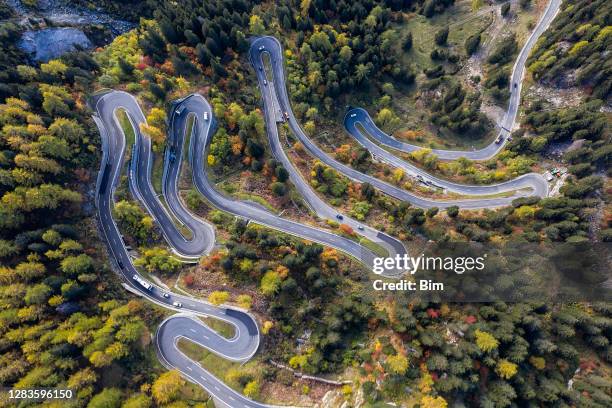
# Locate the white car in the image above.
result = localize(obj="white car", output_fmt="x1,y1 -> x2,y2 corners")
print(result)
263,79 -> 267,86
173,301 -> 182,308
162,292 -> 170,298
258,46 -> 265,51
203,112 -> 209,121
350,113 -> 356,118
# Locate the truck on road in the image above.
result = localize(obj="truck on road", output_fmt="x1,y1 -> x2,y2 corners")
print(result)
133,274 -> 153,291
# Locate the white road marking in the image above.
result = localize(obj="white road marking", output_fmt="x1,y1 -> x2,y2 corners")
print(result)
186,366 -> 192,371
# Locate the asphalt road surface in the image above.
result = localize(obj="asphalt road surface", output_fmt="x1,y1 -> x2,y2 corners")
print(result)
247,40 -> 407,259
345,0 -> 562,161
90,0 -> 561,404
249,36 -> 548,208
92,91 -> 270,408
344,110 -> 548,197
93,89 -> 404,407
172,94 -> 384,273
95,91 -> 214,258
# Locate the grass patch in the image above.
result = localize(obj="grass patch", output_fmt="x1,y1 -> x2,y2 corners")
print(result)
455,188 -> 532,200
151,154 -> 164,194
359,237 -> 390,258
234,193 -> 279,213
198,316 -> 236,339
177,338 -> 242,388
116,108 -> 135,147
217,181 -> 279,213
117,106 -> 194,240
177,338 -> 240,391
397,3 -> 492,74
183,115 -> 194,164
158,193 -> 195,240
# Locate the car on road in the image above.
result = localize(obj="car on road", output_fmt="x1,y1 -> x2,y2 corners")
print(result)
513,83 -> 517,89
495,135 -> 504,144
203,112 -> 208,121
173,301 -> 182,308
118,260 -> 124,269
350,113 -> 356,118
258,46 -> 265,51
284,111 -> 289,120
175,106 -> 185,116
357,225 -> 364,231
162,292 -> 170,298
263,79 -> 267,86
336,214 -> 343,220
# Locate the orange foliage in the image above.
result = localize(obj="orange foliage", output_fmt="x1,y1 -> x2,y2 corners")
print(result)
397,130 -> 421,140
160,60 -> 175,75
339,223 -> 355,236
334,144 -> 351,163
183,274 -> 195,287
229,135 -> 243,156
276,265 -> 289,279
321,247 -> 339,264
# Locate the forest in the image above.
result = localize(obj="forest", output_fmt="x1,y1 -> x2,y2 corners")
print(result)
0,0 -> 610,407
527,0 -> 611,100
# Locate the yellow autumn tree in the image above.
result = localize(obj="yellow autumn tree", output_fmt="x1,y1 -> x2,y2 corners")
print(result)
152,370 -> 184,405
40,60 -> 68,77
475,329 -> 499,352
496,359 -> 518,379
244,380 -> 260,398
418,368 -> 434,394
139,123 -> 165,152
514,205 -> 536,219
261,320 -> 273,334
146,107 -> 166,129
392,168 -> 404,183
237,294 -> 252,309
421,395 -> 448,408
249,15 -> 265,35
386,353 -> 409,375
208,291 -> 229,306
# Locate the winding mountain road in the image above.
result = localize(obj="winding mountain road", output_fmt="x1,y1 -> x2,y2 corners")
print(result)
90,0 -> 562,405
92,91 -> 268,408
345,0 -> 562,161
250,36 -> 548,208
247,41 -> 407,259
